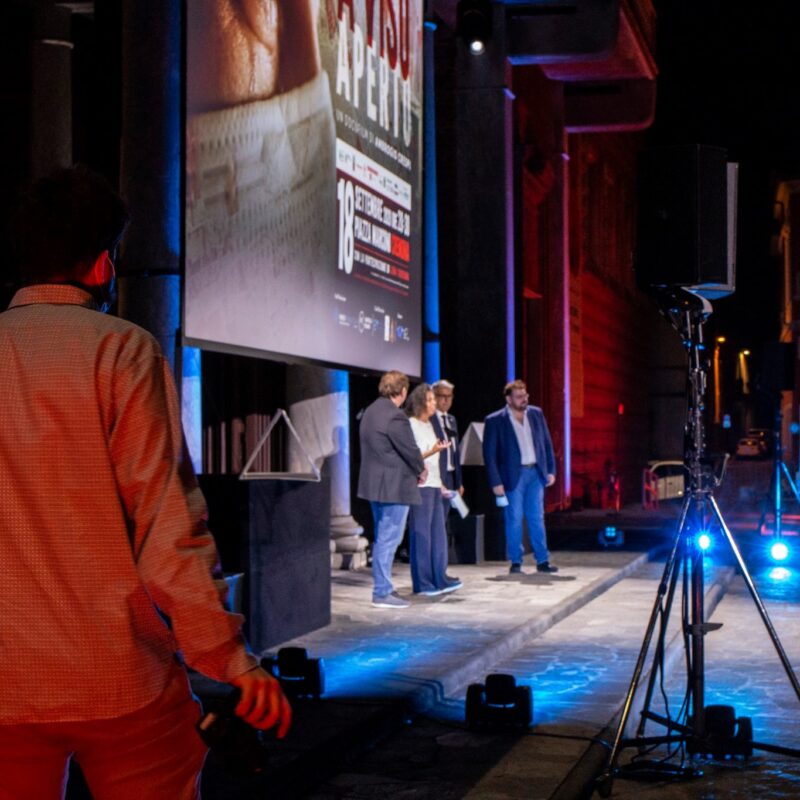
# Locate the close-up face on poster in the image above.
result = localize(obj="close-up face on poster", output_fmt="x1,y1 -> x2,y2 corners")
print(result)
185,1 -> 423,375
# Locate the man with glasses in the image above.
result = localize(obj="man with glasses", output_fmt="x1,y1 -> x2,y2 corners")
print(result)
431,380 -> 465,575
483,380 -> 559,575
431,379 -> 464,501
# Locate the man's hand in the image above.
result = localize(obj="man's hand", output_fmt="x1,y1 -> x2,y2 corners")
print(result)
230,666 -> 292,737
545,474 -> 556,487
492,485 -> 505,496
418,466 -> 429,485
458,485 -> 465,497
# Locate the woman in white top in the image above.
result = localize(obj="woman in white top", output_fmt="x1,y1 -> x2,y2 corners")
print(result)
406,384 -> 463,596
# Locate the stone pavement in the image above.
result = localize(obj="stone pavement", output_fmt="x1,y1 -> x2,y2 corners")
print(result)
200,528 -> 800,799
278,551 -> 654,709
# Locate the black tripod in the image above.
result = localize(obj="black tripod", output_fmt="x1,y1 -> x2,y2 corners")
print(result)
596,290 -> 800,797
756,407 -> 800,539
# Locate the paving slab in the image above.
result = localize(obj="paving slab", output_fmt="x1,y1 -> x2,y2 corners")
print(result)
274,552 -> 653,709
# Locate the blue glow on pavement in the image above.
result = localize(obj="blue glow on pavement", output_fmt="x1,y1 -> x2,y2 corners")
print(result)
769,566 -> 792,582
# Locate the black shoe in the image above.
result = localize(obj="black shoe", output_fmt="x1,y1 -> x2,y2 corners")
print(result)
509,563 -> 523,574
536,561 -> 559,573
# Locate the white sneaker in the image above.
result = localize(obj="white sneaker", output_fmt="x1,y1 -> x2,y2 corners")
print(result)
418,580 -> 462,597
372,591 -> 411,608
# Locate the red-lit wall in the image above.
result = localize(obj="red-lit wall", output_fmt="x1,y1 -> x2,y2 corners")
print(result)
519,127 -> 655,508
567,134 -> 654,507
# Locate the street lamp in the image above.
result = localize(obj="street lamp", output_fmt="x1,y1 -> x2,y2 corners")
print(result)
713,336 -> 726,424
738,349 -> 751,395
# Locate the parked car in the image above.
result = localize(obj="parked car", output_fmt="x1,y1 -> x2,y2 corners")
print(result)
736,436 -> 768,459
746,428 -> 773,455
647,460 -> 688,501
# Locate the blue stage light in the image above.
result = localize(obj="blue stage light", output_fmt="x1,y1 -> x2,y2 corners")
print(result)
770,540 -> 790,562
697,532 -> 712,551
598,526 -> 624,547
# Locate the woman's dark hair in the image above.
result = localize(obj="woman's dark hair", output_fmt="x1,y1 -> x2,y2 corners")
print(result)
405,383 -> 433,418
11,165 -> 129,285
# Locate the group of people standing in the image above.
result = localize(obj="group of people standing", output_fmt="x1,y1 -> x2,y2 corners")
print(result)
358,371 -> 559,609
356,373 -> 461,608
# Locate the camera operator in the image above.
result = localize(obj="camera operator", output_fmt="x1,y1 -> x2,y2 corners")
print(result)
0,167 -> 290,799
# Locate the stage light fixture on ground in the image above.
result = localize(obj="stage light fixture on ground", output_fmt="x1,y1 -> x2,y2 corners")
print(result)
465,673 -> 533,729
261,647 -> 325,699
598,526 -> 624,547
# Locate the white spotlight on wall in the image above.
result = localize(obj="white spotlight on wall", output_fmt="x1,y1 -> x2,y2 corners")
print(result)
457,0 -> 492,55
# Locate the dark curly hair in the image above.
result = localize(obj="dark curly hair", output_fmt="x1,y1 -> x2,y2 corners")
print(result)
11,165 -> 129,285
405,383 -> 433,418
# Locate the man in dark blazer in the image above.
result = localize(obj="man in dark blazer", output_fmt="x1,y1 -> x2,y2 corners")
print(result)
483,379 -> 558,575
431,380 -> 463,575
431,379 -> 463,498
358,371 -> 426,608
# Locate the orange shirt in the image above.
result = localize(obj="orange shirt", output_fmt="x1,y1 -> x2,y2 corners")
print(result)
0,285 -> 255,723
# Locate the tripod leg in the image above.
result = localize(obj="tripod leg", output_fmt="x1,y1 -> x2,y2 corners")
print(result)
599,497 -> 691,786
709,496 -> 800,703
780,461 -> 800,506
775,450 -> 783,538
689,499 -> 707,742
755,469 -> 775,535
635,532 -> 685,740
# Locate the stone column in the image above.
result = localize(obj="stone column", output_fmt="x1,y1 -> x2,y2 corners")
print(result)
116,0 -> 182,373
30,3 -> 73,176
286,365 -> 368,570
438,10 -> 516,429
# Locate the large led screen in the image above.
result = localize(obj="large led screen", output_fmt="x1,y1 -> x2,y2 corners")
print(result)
185,1 -> 423,376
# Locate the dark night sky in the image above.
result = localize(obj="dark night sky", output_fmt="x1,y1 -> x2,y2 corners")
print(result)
649,1 -> 800,354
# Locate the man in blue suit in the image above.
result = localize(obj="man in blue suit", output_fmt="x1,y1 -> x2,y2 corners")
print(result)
483,380 -> 559,574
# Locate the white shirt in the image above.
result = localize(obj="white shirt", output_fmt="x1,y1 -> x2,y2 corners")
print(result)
437,412 -> 455,471
409,417 -> 442,488
511,410 -> 537,466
